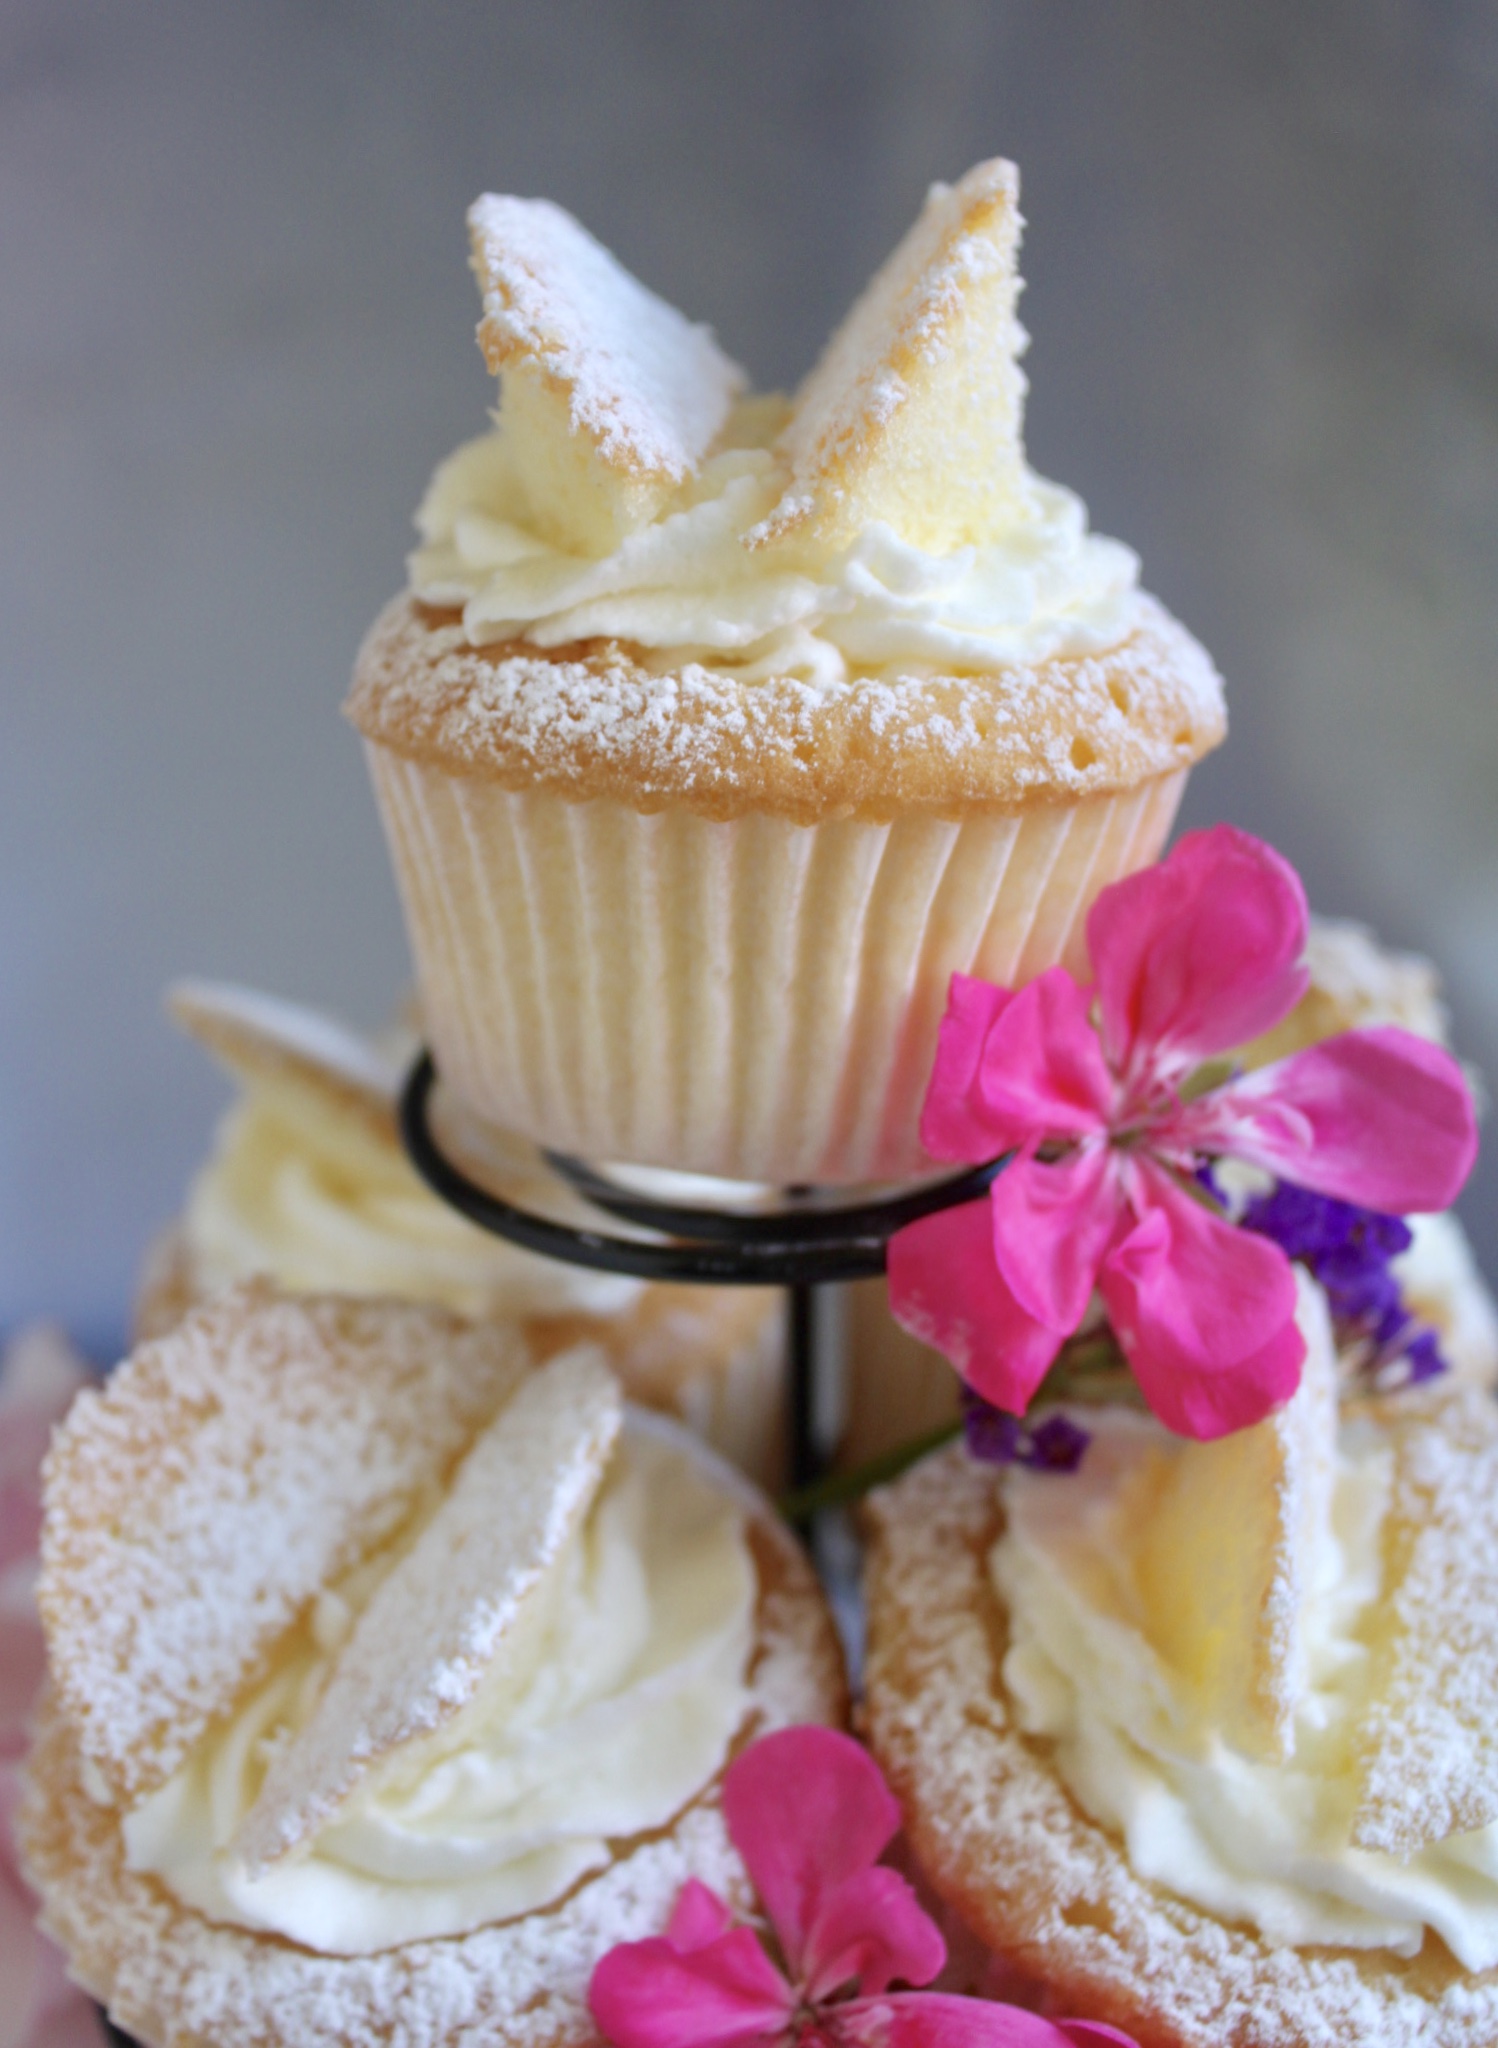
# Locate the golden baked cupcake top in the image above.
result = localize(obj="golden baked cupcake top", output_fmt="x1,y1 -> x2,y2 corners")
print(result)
347,161 -> 1225,823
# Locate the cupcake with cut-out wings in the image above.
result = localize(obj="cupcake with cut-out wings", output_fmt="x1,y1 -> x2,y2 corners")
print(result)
862,1273 -> 1498,2047
20,1286 -> 845,2048
346,161 -> 1225,1186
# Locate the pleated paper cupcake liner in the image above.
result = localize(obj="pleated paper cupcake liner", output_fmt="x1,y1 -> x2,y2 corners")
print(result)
366,745 -> 1187,1186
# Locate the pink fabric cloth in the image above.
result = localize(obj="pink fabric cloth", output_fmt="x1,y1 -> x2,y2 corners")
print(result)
0,1328 -> 98,2048
889,826 -> 1478,1440
589,1726 -> 1138,2047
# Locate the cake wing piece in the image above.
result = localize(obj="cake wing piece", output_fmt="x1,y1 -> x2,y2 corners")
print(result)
168,979 -> 403,1141
1351,1385 -> 1498,1857
39,1285 -> 533,1806
753,159 -> 1029,553
468,194 -> 745,556
234,1345 -> 623,1875
1132,1272 -> 1339,1761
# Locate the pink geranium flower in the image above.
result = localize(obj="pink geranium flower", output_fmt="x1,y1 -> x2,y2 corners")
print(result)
589,1725 -> 1136,2048
0,1327 -> 98,2048
888,826 -> 1477,1441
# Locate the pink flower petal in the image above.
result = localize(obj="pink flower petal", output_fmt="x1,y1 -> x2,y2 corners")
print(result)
1188,1027 -> 1478,1215
920,975 -> 1018,1162
888,1200 -> 1062,1416
1088,826 -> 1309,1088
801,1866 -> 945,2003
667,1880 -> 738,1954
836,1992 -> 1136,2047
589,1926 -> 790,2048
1099,1162 -> 1305,1439
988,1143 -> 1126,1333
973,969 -> 1115,1148
721,1728 -> 901,1977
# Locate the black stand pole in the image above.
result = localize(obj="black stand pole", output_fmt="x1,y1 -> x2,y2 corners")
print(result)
785,1281 -> 819,1491
397,1050 -> 1005,1493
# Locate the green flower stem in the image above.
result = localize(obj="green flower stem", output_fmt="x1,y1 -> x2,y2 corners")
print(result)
778,1418 -> 963,1524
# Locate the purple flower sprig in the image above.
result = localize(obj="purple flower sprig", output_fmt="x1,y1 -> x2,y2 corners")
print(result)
963,1387 -> 1091,1471
1238,1180 -> 1447,1389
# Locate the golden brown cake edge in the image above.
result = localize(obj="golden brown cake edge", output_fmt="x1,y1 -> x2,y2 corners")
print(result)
344,593 -> 1225,825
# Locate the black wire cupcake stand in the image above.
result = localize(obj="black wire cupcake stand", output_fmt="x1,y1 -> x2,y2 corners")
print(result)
398,1050 -> 1004,1489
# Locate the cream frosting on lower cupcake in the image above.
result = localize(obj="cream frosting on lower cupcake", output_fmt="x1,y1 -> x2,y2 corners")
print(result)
121,1427 -> 754,1955
183,1077 -> 640,1323
994,1407 -> 1498,1967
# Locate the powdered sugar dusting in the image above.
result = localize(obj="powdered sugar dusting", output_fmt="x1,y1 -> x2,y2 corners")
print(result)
39,1284 -> 532,1805
1353,1387 -> 1498,1856
468,195 -> 743,482
1259,1282 -> 1340,1746
347,592 -> 1225,822
776,162 -> 1017,474
863,1443 -> 1498,2048
167,978 -> 403,1136
237,1347 -> 622,1872
758,159 -> 1026,548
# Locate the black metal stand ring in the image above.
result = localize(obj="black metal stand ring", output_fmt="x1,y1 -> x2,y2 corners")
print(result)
398,1050 -> 1004,1285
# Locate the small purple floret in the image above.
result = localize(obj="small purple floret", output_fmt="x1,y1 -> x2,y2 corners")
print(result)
1238,1178 -> 1446,1388
962,1388 -> 1090,1472
1404,1329 -> 1448,1385
1026,1413 -> 1093,1470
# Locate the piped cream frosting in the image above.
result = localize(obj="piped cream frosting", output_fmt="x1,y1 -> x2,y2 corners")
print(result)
993,1405 -> 1498,1967
185,1078 -> 641,1322
413,171 -> 1148,691
122,1426 -> 754,1955
409,421 -> 1143,692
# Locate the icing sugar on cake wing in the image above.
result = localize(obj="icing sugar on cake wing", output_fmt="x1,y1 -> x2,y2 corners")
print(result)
234,1347 -> 622,1874
468,194 -> 746,553
753,159 -> 1031,551
38,1283 -> 535,1806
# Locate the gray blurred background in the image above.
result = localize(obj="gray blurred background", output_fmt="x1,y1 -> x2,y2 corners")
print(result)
4,0 -> 1496,1357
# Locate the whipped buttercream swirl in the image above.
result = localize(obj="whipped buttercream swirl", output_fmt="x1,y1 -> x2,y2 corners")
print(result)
187,1079 -> 642,1321
994,1410 -> 1498,1968
409,422 -> 1143,691
123,1427 -> 754,1954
